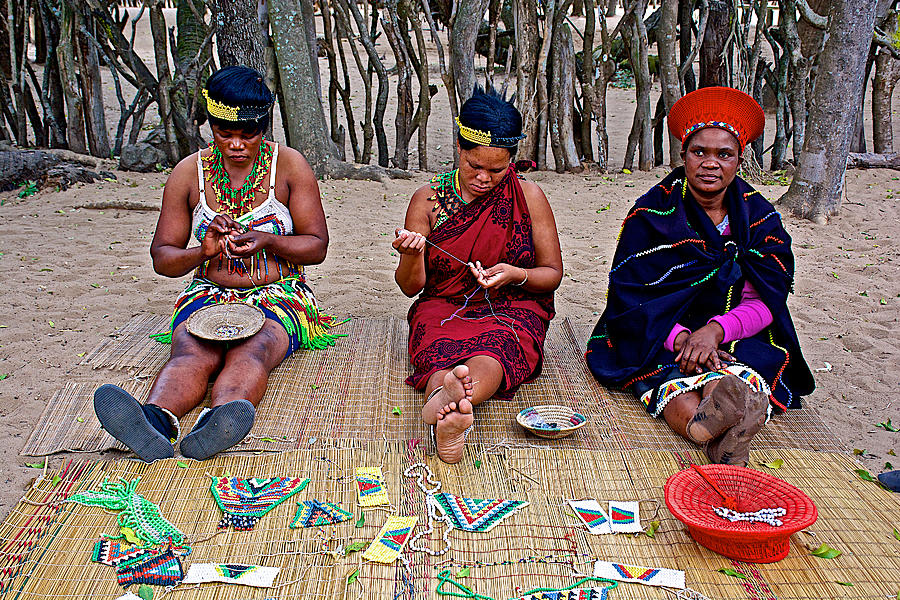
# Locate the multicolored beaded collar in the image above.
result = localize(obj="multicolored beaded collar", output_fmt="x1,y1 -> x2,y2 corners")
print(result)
456,116 -> 526,148
682,121 -> 741,143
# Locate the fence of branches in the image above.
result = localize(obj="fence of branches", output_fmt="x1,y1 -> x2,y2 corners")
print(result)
1,0 -> 899,180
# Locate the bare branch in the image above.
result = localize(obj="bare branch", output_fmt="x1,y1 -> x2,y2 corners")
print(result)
794,0 -> 828,30
873,28 -> 900,59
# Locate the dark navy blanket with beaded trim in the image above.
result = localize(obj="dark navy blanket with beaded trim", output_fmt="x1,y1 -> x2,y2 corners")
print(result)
586,167 -> 814,411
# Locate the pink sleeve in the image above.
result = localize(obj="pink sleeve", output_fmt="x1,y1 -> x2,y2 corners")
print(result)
664,324 -> 691,353
709,281 -> 773,343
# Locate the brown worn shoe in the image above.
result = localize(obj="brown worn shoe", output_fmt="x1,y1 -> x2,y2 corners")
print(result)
686,374 -> 747,444
706,386 -> 769,466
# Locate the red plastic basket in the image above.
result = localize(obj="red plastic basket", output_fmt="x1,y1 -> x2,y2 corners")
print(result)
664,464 -> 817,563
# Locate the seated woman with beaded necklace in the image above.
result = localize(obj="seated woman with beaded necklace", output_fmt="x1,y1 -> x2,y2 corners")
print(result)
94,66 -> 338,462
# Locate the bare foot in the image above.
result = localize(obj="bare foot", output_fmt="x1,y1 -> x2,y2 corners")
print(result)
422,365 -> 474,425
686,374 -> 747,443
706,387 -> 769,466
434,368 -> 475,464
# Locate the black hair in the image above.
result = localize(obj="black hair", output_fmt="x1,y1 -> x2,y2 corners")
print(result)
457,85 -> 523,157
205,65 -> 273,136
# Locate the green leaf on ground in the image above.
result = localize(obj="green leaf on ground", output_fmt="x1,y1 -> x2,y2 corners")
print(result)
760,458 -> 784,469
877,419 -> 899,432
596,203 -> 611,213
345,541 -> 367,554
881,298 -> 888,305
855,469 -> 877,482
890,449 -> 897,456
121,527 -> 141,545
835,581 -> 853,587
853,448 -> 868,456
48,321 -> 55,328
138,584 -> 154,600
25,461 -> 45,469
355,514 -> 364,528
347,569 -> 359,585
457,566 -> 471,578
893,528 -> 900,542
474,459 -> 482,469
391,406 -> 402,416
810,543 -> 842,559
644,520 -> 660,538
259,437 -> 279,443
176,461 -> 188,468
886,462 -> 895,471
51,474 -> 61,487
0,374 -> 9,381
717,568 -> 747,580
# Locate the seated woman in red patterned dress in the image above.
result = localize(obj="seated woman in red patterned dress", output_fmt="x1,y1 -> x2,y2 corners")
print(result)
393,87 -> 563,463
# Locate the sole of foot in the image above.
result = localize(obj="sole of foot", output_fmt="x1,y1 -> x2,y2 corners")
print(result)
93,384 -> 174,463
706,387 -> 769,466
433,366 -> 475,464
180,399 -> 256,461
686,374 -> 747,443
422,365 -> 473,425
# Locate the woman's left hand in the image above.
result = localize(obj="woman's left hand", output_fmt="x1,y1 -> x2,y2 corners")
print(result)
225,229 -> 271,258
675,322 -> 725,374
468,261 -> 527,289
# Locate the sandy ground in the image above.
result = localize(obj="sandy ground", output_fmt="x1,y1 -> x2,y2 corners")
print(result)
1,8 -> 899,520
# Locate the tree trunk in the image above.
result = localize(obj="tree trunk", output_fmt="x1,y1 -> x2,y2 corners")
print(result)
269,0 -> 343,176
382,0 -> 414,169
56,1 -> 87,154
534,0 -> 558,170
213,0 -> 267,76
36,0 -> 66,148
549,22 -> 581,172
149,2 -> 179,164
623,2 -> 652,171
657,0 -> 681,166
515,0 -> 540,163
451,0 -> 490,103
76,6 -> 111,158
699,0 -> 731,88
779,0 -> 879,222
678,0 -> 696,93
872,48 -> 900,153
607,0 -> 617,17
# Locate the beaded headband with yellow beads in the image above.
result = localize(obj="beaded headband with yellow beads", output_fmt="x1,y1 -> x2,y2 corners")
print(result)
456,116 -> 526,148
202,89 -> 273,122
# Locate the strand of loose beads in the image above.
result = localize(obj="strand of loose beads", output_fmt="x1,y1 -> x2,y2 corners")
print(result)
202,140 -> 273,219
404,463 -> 452,556
713,506 -> 785,527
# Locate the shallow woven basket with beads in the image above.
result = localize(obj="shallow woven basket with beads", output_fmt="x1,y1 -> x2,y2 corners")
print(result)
665,464 -> 817,563
516,405 -> 587,439
185,303 -> 266,342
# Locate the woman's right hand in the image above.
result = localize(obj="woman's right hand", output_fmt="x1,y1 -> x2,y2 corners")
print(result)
393,228 -> 426,256
201,214 -> 242,259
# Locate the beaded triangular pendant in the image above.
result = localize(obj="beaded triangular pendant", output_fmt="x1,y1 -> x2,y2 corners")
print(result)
433,492 -> 528,532
289,500 -> 353,528
210,476 -> 309,530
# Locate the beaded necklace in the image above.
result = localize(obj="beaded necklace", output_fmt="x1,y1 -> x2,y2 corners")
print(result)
201,140 -> 273,219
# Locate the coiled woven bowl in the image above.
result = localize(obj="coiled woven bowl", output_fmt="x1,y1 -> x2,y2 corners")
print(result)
665,464 -> 817,563
185,303 -> 266,342
516,405 -> 587,439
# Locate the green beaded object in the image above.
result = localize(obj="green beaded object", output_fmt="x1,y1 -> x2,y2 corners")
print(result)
66,477 -> 184,546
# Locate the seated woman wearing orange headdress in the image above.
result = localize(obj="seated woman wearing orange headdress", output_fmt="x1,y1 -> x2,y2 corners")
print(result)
393,87 -> 563,464
587,87 -> 814,466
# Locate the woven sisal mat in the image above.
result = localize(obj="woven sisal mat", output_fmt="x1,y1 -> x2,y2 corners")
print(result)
1,446 -> 897,599
22,316 -> 845,457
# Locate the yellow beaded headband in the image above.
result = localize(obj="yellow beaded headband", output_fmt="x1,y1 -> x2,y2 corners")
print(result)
202,89 -> 272,122
456,116 -> 526,148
